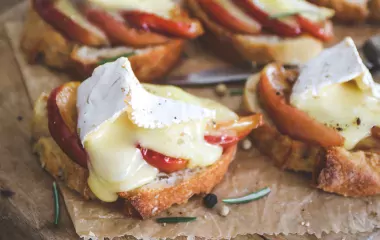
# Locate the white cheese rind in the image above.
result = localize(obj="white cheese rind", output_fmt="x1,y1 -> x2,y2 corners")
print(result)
77,57 -> 215,143
291,37 -> 379,101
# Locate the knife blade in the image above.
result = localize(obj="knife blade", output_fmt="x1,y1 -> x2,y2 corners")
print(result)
164,66 -> 256,86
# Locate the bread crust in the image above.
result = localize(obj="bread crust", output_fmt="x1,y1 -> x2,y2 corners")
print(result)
32,93 -> 237,219
21,8 -> 185,82
186,0 -> 324,65
244,72 -> 380,197
308,0 -> 370,22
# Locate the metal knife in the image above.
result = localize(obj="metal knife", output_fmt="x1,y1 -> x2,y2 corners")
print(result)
164,66 -> 257,86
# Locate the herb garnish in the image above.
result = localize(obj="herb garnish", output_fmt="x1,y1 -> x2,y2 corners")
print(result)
230,89 -> 243,96
156,217 -> 197,223
222,187 -> 271,204
98,52 -> 136,65
52,182 -> 60,225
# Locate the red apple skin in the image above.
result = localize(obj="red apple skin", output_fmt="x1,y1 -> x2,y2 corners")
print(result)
197,0 -> 261,34
296,16 -> 333,41
84,8 -> 170,47
122,10 -> 204,39
32,0 -> 108,46
233,0 -> 301,37
47,82 -> 88,168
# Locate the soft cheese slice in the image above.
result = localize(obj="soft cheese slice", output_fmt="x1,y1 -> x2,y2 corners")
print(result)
290,37 -> 380,149
253,0 -> 334,22
87,0 -> 175,18
77,57 -> 215,142
77,57 -> 232,202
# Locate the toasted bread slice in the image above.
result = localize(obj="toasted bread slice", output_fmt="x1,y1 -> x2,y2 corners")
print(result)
370,0 -> 380,21
243,73 -> 380,197
21,8 -> 185,82
308,0 -> 370,22
32,93 -> 237,219
186,0 -> 324,66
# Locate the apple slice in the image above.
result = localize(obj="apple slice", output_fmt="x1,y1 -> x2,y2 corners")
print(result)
258,64 -> 344,147
122,9 -> 204,39
83,8 -> 170,47
296,16 -> 333,41
197,0 -> 261,34
233,0 -> 301,37
32,0 -> 108,46
47,82 -> 88,168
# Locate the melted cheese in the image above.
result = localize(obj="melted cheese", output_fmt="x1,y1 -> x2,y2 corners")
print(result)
290,38 -> 380,149
77,58 -> 237,202
87,0 -> 175,18
253,0 -> 334,22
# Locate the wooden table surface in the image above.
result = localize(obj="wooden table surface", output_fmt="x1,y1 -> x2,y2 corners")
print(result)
0,1 -> 379,240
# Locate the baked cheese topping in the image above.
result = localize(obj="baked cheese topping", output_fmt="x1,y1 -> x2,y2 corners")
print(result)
77,58 -> 237,202
87,0 -> 175,18
290,37 -> 380,149
253,0 -> 334,22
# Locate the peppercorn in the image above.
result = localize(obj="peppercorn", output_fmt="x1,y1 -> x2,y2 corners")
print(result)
203,193 -> 218,208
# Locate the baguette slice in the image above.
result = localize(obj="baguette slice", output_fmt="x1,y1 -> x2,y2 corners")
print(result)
308,0 -> 370,22
32,93 -> 237,219
186,0 -> 324,66
21,8 -> 184,82
243,73 -> 380,197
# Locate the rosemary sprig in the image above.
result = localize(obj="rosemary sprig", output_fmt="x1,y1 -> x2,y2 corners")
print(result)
53,182 -> 60,225
223,187 -> 271,204
156,217 -> 197,224
230,88 -> 244,96
98,52 -> 136,65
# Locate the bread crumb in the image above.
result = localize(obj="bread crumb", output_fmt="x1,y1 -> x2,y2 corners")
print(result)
215,84 -> 228,96
162,223 -> 166,227
305,222 -> 310,227
241,139 -> 252,150
301,221 -> 305,226
219,205 -> 230,217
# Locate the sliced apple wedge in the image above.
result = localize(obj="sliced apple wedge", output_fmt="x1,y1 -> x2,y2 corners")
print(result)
197,0 -> 261,34
47,82 -> 88,168
122,10 -> 204,39
83,8 -> 169,47
233,0 -> 301,37
32,0 -> 108,46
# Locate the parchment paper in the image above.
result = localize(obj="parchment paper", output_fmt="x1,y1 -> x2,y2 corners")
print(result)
5,20 -> 380,239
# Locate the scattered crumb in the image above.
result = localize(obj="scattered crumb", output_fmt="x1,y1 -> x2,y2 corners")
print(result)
305,222 -> 310,227
215,84 -> 228,97
241,139 -> 252,150
41,161 -> 46,169
301,221 -> 305,226
162,223 -> 166,227
203,214 -> 208,219
219,205 -> 230,217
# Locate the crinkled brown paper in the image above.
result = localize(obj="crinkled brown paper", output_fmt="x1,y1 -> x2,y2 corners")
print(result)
5,20 -> 380,239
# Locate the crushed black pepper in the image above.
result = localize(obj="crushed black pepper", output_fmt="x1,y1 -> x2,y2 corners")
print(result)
17,116 -> 23,121
356,117 -> 361,126
336,127 -> 343,131
276,92 -> 280,96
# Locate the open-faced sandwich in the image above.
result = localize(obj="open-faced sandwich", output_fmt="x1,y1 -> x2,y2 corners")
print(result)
31,57 -> 263,219
187,0 -> 335,66
21,0 -> 204,82
309,0 -> 380,23
243,37 -> 380,197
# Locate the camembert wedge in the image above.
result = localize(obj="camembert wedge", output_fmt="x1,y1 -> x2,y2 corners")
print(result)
290,37 -> 380,149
